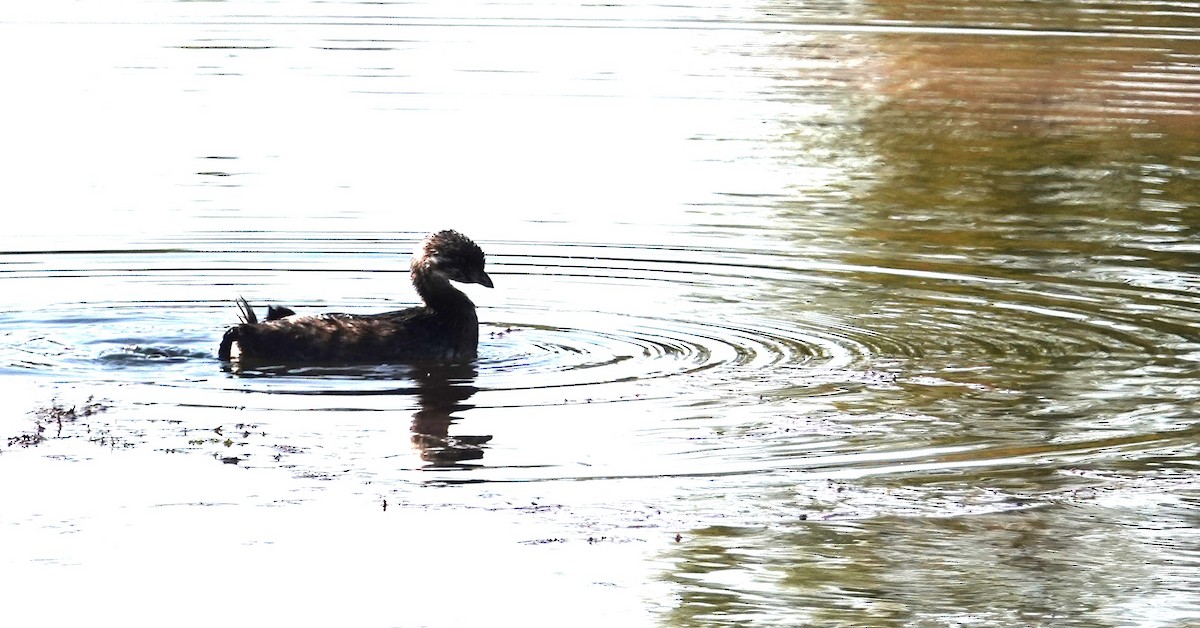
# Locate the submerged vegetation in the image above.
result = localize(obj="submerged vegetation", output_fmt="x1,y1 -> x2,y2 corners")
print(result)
5,396 -> 109,449
3,396 -> 280,466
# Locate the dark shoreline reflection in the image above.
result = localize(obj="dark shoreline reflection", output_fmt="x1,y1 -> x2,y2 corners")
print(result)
409,362 -> 492,465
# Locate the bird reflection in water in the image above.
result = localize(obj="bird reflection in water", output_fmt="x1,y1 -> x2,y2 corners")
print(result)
409,362 -> 492,465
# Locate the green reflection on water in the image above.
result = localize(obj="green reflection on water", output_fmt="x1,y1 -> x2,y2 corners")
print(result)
660,1 -> 1200,625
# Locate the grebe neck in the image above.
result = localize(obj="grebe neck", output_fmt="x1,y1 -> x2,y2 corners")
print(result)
411,265 -> 475,313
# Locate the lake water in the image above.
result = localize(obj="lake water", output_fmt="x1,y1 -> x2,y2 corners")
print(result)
2,1 -> 1199,626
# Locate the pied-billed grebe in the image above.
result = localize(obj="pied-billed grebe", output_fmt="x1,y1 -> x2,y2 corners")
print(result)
218,230 -> 493,364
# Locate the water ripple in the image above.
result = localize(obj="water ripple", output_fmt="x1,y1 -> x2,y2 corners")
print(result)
2,240 -> 1194,422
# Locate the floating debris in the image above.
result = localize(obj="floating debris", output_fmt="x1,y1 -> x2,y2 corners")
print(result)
6,396 -> 109,449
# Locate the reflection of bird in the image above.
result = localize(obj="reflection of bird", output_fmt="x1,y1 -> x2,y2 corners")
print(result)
218,230 -> 493,364
410,363 -> 492,465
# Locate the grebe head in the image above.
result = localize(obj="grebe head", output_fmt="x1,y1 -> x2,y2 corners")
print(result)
414,230 -> 493,288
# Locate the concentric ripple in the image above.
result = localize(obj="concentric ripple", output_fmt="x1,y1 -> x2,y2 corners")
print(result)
460,243 -> 1196,411
2,240 -> 1196,417
476,308 -> 852,404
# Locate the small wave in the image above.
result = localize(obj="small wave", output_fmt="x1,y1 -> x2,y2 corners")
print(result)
97,345 -> 213,365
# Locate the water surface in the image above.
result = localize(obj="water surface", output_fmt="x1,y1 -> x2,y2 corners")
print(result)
2,1 -> 1199,626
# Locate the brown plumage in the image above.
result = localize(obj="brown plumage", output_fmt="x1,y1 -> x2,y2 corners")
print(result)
218,230 -> 493,365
